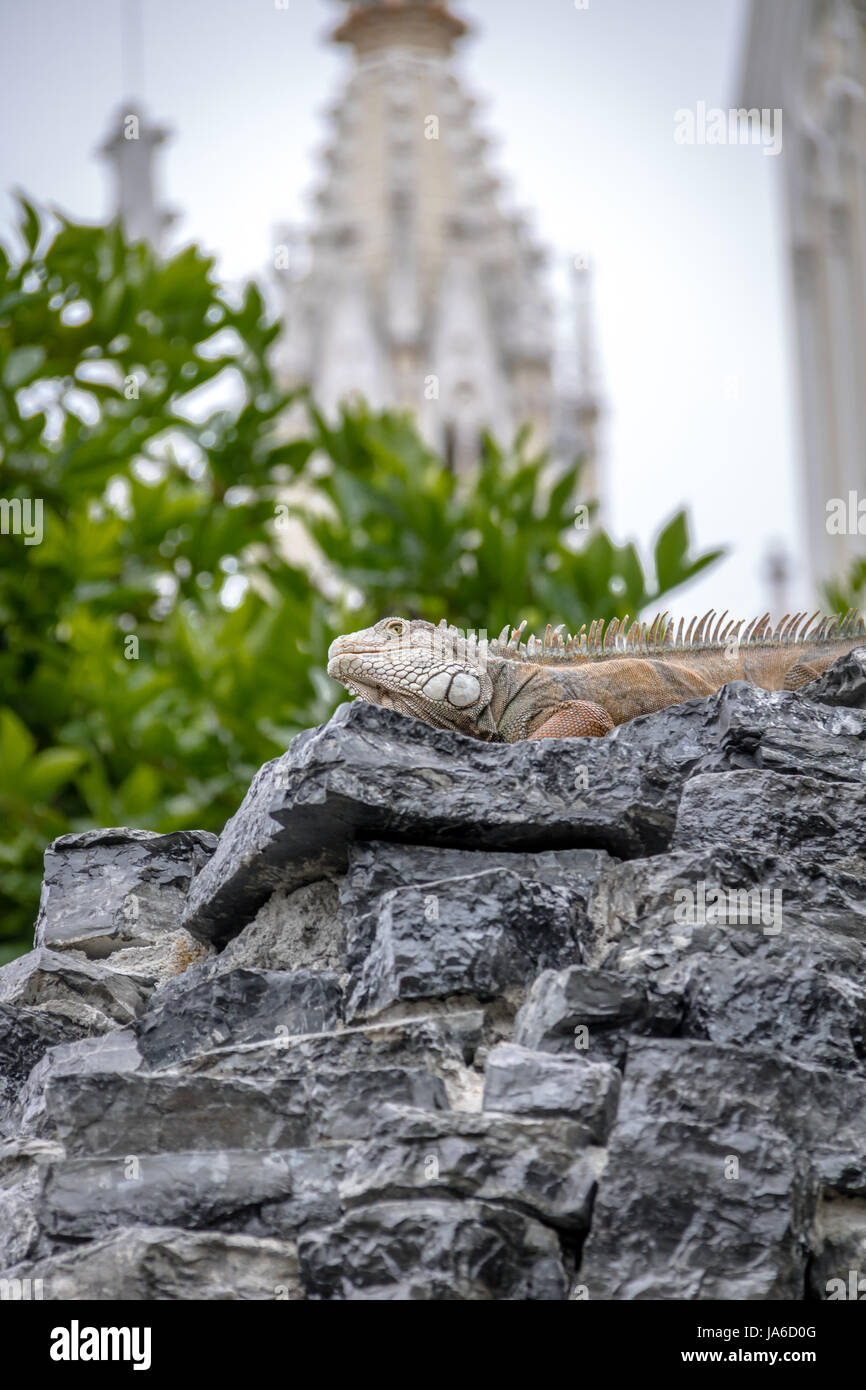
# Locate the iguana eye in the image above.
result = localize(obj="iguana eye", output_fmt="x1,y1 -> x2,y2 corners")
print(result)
387,620 -> 405,635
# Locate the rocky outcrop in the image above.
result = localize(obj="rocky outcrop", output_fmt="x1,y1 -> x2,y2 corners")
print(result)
1,656 -> 866,1299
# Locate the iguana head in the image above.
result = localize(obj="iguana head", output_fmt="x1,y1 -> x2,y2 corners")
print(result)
327,616 -> 498,738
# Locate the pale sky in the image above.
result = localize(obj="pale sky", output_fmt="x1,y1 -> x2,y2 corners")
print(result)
0,0 -> 807,621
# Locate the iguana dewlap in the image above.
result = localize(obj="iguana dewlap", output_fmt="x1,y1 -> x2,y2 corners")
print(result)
327,610 -> 866,742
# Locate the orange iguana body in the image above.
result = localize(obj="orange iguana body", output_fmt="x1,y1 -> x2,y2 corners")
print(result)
327,610 -> 866,742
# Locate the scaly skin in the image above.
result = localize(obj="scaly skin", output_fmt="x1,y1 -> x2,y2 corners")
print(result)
326,610 -> 866,742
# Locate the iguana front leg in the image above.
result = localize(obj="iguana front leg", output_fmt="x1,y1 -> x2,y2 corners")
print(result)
782,659 -> 826,691
527,699 -> 615,740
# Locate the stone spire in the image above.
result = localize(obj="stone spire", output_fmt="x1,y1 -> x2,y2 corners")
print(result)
277,0 -> 602,481
331,0 -> 468,55
99,107 -> 176,254
97,0 -> 174,254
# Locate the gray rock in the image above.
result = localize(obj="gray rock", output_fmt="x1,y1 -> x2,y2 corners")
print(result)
0,1003 -> 86,1133
0,948 -> 149,1034
252,1147 -> 349,1235
513,964 -> 682,1062
39,1028 -> 141,1076
347,869 -> 583,1022
339,1105 -> 603,1232
582,844 -> 866,1071
16,1030 -> 142,1133
78,933 -> 215,993
37,1072 -> 311,1155
2,1225 -> 303,1300
696,678 -> 866,784
673,770 -> 866,860
0,1137 -> 64,1268
3,648 -> 866,1301
297,1198 -> 568,1299
149,881 -> 344,997
34,827 -> 217,956
803,645 -> 866,710
226,879 -> 344,973
682,956 -> 866,1073
807,1193 -> 866,1300
304,1065 -> 449,1141
40,1149 -> 346,1241
174,1011 -> 485,1113
580,1039 -> 866,1299
341,841 -> 614,977
182,694 -> 742,946
586,844 -> 866,977
482,1044 -> 620,1141
34,1065 -> 448,1158
136,968 -> 343,1068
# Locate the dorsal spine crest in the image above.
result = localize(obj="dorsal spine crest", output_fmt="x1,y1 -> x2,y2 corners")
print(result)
481,609 -> 866,666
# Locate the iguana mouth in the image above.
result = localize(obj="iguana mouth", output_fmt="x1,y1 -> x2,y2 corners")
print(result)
327,636 -> 389,659
326,656 -> 378,689
342,675 -> 388,703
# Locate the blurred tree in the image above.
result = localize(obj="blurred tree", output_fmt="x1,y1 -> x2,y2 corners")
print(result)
307,405 -> 721,636
824,560 -> 866,618
0,199 -> 326,959
0,201 -> 722,960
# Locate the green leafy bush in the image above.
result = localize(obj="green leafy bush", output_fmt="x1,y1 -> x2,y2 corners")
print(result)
824,560 -> 866,618
306,405 -> 719,634
0,201 -> 722,959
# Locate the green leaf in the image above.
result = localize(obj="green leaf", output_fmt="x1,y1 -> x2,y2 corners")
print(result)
16,195 -> 40,253
3,345 -> 46,389
0,707 -> 37,777
653,511 -> 690,592
24,747 -> 88,800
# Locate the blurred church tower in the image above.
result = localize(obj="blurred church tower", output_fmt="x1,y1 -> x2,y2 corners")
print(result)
97,0 -> 176,255
98,107 -> 175,254
275,0 -> 601,490
741,0 -> 866,596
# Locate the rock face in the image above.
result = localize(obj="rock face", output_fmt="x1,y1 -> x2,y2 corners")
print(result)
2,651 -> 866,1300
35,828 -> 217,958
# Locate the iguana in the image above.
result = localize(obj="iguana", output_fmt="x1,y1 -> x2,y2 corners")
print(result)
327,609 -> 866,741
